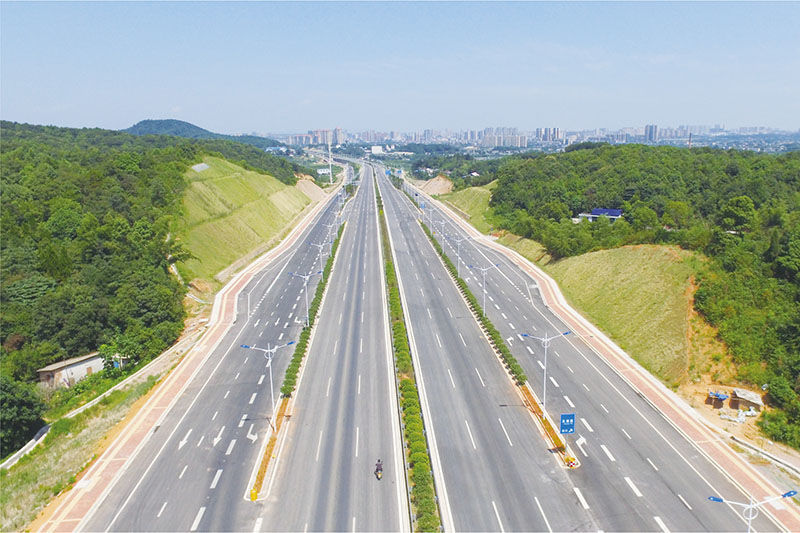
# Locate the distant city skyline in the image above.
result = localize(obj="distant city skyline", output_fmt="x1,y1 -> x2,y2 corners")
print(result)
2,2 -> 799,133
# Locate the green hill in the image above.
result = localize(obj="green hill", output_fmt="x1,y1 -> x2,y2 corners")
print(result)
438,180 -> 498,233
176,156 -> 311,283
125,119 -> 282,150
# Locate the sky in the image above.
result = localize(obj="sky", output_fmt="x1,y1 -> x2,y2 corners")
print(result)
1,1 -> 799,134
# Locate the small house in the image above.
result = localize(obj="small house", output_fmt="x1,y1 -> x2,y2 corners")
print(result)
38,352 -> 104,389
577,208 -> 624,223
730,388 -> 764,412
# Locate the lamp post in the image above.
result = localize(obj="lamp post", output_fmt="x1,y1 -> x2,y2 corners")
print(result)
309,241 -> 326,265
448,235 -> 467,277
708,490 -> 797,533
290,270 -> 322,327
468,264 -> 498,314
240,341 -> 295,429
521,331 -> 571,411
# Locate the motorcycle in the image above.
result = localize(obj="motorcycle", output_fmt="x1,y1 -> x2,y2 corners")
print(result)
375,460 -> 383,480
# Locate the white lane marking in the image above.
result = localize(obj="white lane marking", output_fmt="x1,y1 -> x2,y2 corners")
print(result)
494,303 -> 500,310
549,376 -> 559,388
647,457 -> 659,471
259,331 -> 264,337
179,465 -> 188,479
249,393 -> 257,404
537,360 -> 545,370
459,333 -> 467,346
475,368 -> 486,387
339,313 -> 343,325
534,496 -> 552,533
654,516 -> 670,533
527,346 -> 534,354
362,290 -> 365,300
491,501 -> 506,533
574,487 -> 590,509
355,426 -> 359,457
501,312 -> 507,319
446,368 -> 457,389
564,396 -> 575,408
509,322 -> 515,330
278,333 -> 284,341
283,322 -> 289,328
190,507 -> 205,531
326,377 -> 332,397
235,372 -> 240,381
426,307 -> 432,319
243,357 -> 248,365
157,501 -> 167,518
253,517 -> 263,532
464,419 -> 477,449
224,390 -> 230,399
488,295 -> 494,301
517,334 -> 525,341
554,350 -> 561,358
581,418 -> 594,432
447,307 -> 452,318
213,426 -> 225,447
315,430 -> 323,462
435,333 -> 442,348
258,375 -> 265,385
678,494 -> 693,510
197,436 -> 205,447
621,428 -> 632,439
600,444 -> 616,462
334,339 -> 338,352
438,287 -> 443,296
358,374 -> 362,395
239,414 -> 247,428
420,288 -> 425,297
625,476 -> 642,497
582,383 -> 590,392
292,303 -> 297,310
226,439 -> 236,456
567,366 -> 574,373
498,418 -> 513,446
415,272 -> 419,280
360,338 -> 363,353
361,311 -> 364,323
352,516 -> 356,532
600,404 -> 609,413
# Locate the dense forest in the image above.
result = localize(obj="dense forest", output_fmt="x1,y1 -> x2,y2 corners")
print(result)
411,153 -> 501,188
124,119 -> 283,150
430,145 -> 800,448
0,121 -> 310,454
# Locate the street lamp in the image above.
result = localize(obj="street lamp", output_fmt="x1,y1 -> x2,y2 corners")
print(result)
448,235 -> 467,278
240,341 -> 295,429
289,270 -> 322,327
708,490 -> 797,533
309,240 -> 327,265
521,331 -> 571,411
468,264 -> 499,314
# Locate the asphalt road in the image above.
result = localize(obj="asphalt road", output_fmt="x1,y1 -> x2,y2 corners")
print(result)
80,177 -> 350,532
397,172 -> 781,532
258,164 -> 409,531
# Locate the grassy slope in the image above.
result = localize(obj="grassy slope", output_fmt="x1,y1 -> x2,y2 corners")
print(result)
177,156 -> 310,282
438,180 -> 497,233
444,182 -> 718,387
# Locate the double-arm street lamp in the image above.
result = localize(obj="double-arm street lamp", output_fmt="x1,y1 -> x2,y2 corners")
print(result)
240,341 -> 295,429
521,331 -> 571,411
468,263 -> 499,314
447,235 -> 467,277
708,490 -> 797,533
289,270 -> 322,327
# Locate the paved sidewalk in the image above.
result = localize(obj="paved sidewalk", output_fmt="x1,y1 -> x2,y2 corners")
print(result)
40,188 -> 339,533
418,187 -> 800,531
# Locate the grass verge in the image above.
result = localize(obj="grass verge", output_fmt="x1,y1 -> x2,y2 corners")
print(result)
376,181 -> 441,532
438,180 -> 498,233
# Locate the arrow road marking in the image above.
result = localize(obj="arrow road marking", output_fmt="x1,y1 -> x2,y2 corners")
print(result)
178,429 -> 192,449
247,424 -> 258,442
213,426 -> 225,447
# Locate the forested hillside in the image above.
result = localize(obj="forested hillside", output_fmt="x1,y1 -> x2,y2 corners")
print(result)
429,145 -> 800,448
0,121 -> 309,454
125,119 -> 282,150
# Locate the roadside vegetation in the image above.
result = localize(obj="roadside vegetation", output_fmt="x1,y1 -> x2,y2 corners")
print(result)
375,180 -> 440,532
417,144 -> 800,448
438,180 -> 498,233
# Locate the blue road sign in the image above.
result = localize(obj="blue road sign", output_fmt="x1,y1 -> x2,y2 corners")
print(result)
420,202 -> 426,209
385,170 -> 390,176
560,413 -> 575,434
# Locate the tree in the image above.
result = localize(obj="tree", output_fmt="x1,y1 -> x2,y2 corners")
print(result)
720,195 -> 757,232
0,374 -> 46,455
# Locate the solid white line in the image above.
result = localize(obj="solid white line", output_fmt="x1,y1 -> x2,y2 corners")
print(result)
358,374 -> 361,395
621,428 -> 631,439
564,396 -> 575,408
678,494 -> 692,510
491,501 -> 505,533
253,517 -> 263,532
581,418 -> 594,432
459,333 -> 467,346
190,507 -> 205,531
549,376 -> 559,387
498,418 -> 513,446
226,439 -> 236,455
600,403 -> 609,413
157,501 -> 167,518
647,457 -> 659,471
600,444 -> 616,462
534,496 -> 552,533
258,375 -> 265,385
464,420 -> 477,449
249,393 -> 257,404
326,377 -> 331,397
475,368 -> 485,387
625,476 -> 642,497
654,516 -> 670,533
315,430 -> 323,462
179,465 -> 187,479
573,487 -> 590,510
355,426 -> 359,457
210,469 -> 222,489
435,333 -> 442,347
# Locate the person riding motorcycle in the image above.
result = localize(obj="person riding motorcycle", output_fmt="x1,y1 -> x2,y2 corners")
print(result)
375,459 -> 383,473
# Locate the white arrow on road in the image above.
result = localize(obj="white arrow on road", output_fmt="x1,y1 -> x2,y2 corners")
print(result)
178,429 -> 193,449
247,424 -> 258,442
575,435 -> 588,457
213,426 -> 225,447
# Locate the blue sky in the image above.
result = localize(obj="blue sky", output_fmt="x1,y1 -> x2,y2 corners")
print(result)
2,2 -> 798,133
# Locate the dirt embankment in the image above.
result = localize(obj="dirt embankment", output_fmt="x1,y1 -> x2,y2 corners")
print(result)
419,175 -> 453,195
295,177 -> 326,203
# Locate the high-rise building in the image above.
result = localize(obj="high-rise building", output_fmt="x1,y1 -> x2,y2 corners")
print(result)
645,124 -> 658,142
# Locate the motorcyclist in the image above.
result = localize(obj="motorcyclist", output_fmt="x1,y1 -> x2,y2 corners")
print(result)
375,459 -> 383,473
